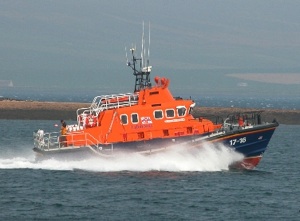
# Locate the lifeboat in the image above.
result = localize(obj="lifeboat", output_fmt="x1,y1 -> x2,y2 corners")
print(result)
33,40 -> 278,169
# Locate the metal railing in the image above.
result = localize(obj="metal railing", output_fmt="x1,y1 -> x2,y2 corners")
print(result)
92,93 -> 139,110
33,130 -> 103,152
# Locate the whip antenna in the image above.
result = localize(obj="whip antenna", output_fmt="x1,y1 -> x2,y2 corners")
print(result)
125,46 -> 129,65
147,22 -> 151,67
141,21 -> 145,68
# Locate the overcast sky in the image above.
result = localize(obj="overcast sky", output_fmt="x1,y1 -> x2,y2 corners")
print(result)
1,0 -> 300,96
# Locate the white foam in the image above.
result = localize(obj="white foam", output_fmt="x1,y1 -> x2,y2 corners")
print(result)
0,143 -> 244,172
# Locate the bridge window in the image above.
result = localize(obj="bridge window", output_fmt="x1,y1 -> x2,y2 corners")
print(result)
120,114 -> 128,125
150,91 -> 159,95
165,109 -> 175,118
177,106 -> 186,117
131,113 -> 139,124
154,110 -> 163,119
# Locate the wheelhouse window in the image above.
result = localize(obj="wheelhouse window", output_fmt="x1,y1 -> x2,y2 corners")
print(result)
165,109 -> 175,118
177,106 -> 186,117
131,113 -> 139,124
154,110 -> 163,119
120,114 -> 128,125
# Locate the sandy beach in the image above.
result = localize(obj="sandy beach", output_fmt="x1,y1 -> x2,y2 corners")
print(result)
0,100 -> 299,125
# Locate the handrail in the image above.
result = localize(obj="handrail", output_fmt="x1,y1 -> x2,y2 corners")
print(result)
33,130 -> 104,152
93,93 -> 139,111
33,131 -> 60,150
78,93 -> 139,115
84,133 -> 102,151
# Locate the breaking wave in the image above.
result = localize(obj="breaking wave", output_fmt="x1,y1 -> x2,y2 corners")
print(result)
0,143 -> 244,172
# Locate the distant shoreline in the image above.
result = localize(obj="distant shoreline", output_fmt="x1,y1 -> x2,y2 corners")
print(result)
0,100 -> 299,125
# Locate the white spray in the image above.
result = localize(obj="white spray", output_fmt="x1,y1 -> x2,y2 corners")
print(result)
0,142 -> 243,172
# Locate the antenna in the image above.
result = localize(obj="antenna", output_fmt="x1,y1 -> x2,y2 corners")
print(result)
125,46 -> 129,65
147,22 -> 151,67
125,22 -> 152,92
141,21 -> 145,68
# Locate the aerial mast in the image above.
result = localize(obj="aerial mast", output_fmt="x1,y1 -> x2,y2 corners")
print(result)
126,22 -> 152,92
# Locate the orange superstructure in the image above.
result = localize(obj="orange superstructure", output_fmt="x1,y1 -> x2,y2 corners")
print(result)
67,72 -> 221,147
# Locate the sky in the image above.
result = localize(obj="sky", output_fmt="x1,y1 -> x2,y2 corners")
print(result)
1,0 -> 300,97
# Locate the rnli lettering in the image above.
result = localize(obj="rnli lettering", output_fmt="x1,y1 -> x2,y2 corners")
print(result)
141,116 -> 153,124
131,116 -> 153,129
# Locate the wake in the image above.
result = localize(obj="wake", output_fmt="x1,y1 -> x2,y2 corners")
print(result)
0,143 -> 244,172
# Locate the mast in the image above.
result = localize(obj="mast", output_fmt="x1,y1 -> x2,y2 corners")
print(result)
126,22 -> 152,92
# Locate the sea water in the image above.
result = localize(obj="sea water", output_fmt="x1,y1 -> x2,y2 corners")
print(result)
0,120 -> 299,220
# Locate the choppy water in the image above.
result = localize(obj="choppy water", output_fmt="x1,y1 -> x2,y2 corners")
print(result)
0,120 -> 299,220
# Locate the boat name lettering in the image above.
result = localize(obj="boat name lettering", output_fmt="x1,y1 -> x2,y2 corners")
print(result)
229,137 -> 246,146
132,124 -> 153,130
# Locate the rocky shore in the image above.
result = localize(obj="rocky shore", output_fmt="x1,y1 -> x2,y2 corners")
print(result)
0,100 -> 299,125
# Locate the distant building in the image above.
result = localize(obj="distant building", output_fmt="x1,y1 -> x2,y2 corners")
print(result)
0,80 -> 13,87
